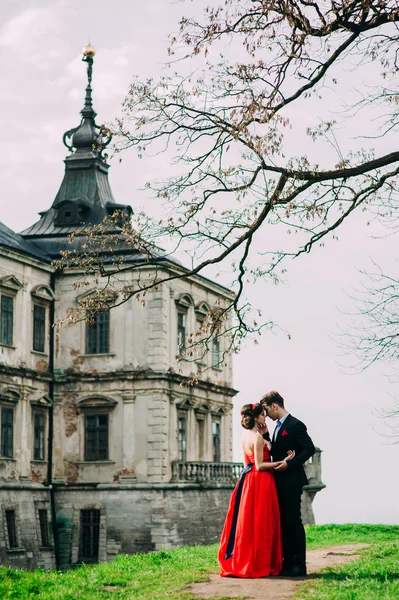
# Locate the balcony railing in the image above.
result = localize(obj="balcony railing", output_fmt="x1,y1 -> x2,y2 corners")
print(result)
172,461 -> 243,484
172,449 -> 324,486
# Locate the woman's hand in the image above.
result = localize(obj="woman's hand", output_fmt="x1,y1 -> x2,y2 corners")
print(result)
285,450 -> 295,461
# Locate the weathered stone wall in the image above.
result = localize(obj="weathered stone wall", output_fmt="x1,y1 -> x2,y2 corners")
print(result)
0,250 -> 52,373
54,481 -> 317,568
0,486 -> 55,570
50,375 -> 234,486
54,484 -> 235,567
54,270 -> 234,384
0,480 -> 318,571
0,250 -> 52,486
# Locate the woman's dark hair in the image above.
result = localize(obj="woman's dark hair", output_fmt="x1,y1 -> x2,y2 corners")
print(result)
240,403 -> 263,430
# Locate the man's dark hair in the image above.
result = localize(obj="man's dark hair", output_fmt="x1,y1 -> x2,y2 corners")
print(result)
260,390 -> 285,408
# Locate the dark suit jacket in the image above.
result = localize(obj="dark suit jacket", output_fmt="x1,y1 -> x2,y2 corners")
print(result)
270,414 -> 315,490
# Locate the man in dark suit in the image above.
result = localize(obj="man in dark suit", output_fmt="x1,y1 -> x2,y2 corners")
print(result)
260,390 -> 315,577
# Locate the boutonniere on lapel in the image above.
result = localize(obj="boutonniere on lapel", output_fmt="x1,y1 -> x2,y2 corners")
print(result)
281,430 -> 289,436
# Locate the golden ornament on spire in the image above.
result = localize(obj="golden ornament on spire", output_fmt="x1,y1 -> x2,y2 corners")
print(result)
83,44 -> 96,57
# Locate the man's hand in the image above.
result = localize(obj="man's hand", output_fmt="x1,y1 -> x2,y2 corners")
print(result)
274,460 -> 288,471
257,423 -> 268,436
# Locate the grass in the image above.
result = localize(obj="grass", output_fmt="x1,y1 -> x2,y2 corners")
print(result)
0,545 -> 217,600
0,525 -> 398,599
296,542 -> 399,600
305,523 -> 399,549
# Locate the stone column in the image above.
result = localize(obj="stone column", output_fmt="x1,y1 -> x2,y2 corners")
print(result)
120,392 -> 136,482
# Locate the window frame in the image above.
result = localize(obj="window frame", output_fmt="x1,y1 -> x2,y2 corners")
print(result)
196,414 -> 205,461
211,334 -> 221,367
78,509 -> 101,564
175,294 -> 195,359
0,404 -> 14,459
85,311 -> 110,355
34,501 -> 53,549
0,294 -> 14,347
38,509 -> 51,547
84,412 -> 109,462
32,303 -> 46,353
178,412 -> 187,461
212,419 -> 221,463
5,509 -> 18,549
177,311 -> 187,357
77,396 -> 116,463
33,410 -> 46,461
2,504 -> 22,552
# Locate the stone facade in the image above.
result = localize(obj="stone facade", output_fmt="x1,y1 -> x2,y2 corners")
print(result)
0,48 -> 324,570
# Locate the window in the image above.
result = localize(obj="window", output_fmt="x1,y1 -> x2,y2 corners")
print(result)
86,312 -> 110,354
33,412 -> 45,461
5,509 -> 18,549
1,407 -> 13,458
197,418 -> 205,460
33,305 -> 46,352
79,509 -> 100,563
0,295 -> 13,346
212,420 -> 221,462
177,312 -> 186,356
84,414 -> 108,461
212,335 -> 220,366
38,509 -> 50,547
178,415 -> 187,461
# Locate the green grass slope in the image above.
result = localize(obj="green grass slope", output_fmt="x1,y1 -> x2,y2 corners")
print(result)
0,524 -> 397,599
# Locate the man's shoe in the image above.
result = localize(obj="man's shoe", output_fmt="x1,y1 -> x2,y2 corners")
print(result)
279,566 -> 307,577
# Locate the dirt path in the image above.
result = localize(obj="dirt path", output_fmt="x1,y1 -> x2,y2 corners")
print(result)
188,544 -> 369,599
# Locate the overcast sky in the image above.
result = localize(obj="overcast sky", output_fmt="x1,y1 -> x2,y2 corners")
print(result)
1,0 -> 398,525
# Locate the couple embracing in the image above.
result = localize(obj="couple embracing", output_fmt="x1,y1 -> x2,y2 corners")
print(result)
218,390 -> 315,578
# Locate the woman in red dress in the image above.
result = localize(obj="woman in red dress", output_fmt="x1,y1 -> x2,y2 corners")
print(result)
218,403 -> 293,578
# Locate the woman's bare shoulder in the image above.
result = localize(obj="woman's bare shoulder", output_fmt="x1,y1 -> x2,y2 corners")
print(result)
255,432 -> 264,446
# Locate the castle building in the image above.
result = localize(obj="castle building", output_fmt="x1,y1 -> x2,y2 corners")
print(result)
0,47 -> 324,570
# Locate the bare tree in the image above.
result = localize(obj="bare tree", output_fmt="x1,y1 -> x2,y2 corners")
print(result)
60,0 -> 399,371
338,262 -> 399,375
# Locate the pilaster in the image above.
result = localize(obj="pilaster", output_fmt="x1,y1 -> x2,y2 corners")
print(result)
52,395 -> 65,483
19,389 -> 30,481
120,392 -> 136,482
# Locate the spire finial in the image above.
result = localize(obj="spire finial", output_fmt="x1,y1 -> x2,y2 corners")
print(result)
62,45 -> 111,156
82,44 -> 96,114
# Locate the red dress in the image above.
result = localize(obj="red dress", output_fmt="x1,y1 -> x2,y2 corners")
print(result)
218,444 -> 283,578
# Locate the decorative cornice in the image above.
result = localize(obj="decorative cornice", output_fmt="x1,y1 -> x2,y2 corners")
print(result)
0,387 -> 22,403
30,284 -> 55,301
195,301 -> 211,318
175,293 -> 195,310
29,393 -> 52,408
0,275 -> 23,292
76,394 -> 118,411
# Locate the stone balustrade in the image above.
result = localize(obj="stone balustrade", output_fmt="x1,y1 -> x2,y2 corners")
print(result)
171,461 -> 243,484
172,448 -> 324,488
